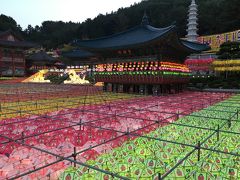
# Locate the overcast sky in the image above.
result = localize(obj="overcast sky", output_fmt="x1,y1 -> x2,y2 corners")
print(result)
1,0 -> 142,29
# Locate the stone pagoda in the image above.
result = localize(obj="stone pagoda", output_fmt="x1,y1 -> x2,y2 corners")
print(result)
186,0 -> 199,42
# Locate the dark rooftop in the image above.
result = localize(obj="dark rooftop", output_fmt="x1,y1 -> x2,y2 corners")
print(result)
0,40 -> 36,48
73,25 -> 176,50
62,49 -> 94,59
27,51 -> 55,62
0,29 -> 36,48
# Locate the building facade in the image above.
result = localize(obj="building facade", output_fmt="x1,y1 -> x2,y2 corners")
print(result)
0,30 -> 35,76
66,14 -> 209,94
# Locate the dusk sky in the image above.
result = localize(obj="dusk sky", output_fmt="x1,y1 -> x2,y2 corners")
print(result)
1,0 -> 142,29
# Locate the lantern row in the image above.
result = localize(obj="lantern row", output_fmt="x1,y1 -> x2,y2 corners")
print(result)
212,60 -> 240,66
96,61 -> 190,73
186,66 -> 212,71
214,66 -> 240,71
185,58 -> 214,65
94,71 -> 191,76
185,58 -> 215,72
212,60 -> 240,71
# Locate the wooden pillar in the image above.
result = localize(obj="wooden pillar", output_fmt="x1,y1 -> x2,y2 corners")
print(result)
113,83 -> 117,93
129,85 -> 134,94
139,85 -> 144,95
103,82 -> 107,91
144,84 -> 148,95
0,49 -> 2,76
175,84 -> 178,94
22,51 -> 26,76
118,84 -> 123,93
108,83 -> 113,92
11,49 -> 14,77
162,85 -> 166,94
153,85 -> 159,96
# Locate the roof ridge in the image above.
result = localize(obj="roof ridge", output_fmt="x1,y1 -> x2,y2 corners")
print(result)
75,25 -> 142,43
181,39 -> 210,51
75,24 -> 174,43
0,29 -> 24,41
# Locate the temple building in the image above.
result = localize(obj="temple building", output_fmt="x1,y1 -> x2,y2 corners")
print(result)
26,50 -> 56,75
65,14 -> 209,94
0,30 -> 35,76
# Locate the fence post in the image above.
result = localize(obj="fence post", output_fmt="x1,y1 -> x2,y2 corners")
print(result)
21,132 -> 25,144
158,173 -> 162,180
79,119 -> 82,130
197,141 -> 201,161
73,147 -> 77,168
217,125 -> 220,141
228,117 -> 231,128
127,127 -> 130,141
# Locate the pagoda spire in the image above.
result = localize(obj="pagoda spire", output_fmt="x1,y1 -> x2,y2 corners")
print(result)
141,11 -> 149,25
186,0 -> 199,42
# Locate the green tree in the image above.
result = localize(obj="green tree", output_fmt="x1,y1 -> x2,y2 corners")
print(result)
1,0 -> 240,49
217,42 -> 240,59
0,14 -> 22,32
